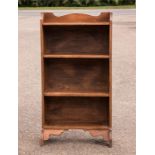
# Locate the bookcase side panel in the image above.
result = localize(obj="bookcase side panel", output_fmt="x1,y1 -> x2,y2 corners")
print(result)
40,20 -> 45,128
109,21 -> 112,128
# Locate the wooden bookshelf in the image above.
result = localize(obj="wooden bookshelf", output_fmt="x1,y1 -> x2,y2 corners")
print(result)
40,12 -> 112,147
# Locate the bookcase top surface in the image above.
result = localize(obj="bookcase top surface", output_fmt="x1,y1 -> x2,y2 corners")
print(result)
41,12 -> 112,25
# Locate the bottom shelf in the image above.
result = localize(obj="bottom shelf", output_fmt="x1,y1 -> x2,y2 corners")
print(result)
44,97 -> 110,129
44,123 -> 109,130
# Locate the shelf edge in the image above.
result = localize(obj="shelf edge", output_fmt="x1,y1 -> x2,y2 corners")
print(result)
42,22 -> 110,26
43,54 -> 110,59
44,92 -> 109,97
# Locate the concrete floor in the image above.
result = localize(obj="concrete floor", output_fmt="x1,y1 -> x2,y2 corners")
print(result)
19,10 -> 136,155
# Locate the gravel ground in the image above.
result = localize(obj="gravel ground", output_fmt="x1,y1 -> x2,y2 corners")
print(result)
18,10 -> 136,155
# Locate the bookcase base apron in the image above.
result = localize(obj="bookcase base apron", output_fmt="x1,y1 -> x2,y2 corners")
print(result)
40,129 -> 112,147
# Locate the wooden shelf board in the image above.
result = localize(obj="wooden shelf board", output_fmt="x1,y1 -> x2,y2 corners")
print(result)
42,22 -> 110,26
44,92 -> 109,97
43,124 -> 110,130
43,54 -> 110,59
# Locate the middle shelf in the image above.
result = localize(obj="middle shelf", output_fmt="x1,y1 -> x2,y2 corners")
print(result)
43,54 -> 110,59
44,58 -> 109,94
44,91 -> 109,97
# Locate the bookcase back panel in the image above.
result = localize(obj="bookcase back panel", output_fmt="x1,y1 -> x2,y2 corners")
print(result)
44,59 -> 109,93
44,25 -> 109,55
45,97 -> 109,126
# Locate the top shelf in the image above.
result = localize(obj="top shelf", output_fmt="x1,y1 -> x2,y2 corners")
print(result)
43,22 -> 110,26
41,12 -> 112,25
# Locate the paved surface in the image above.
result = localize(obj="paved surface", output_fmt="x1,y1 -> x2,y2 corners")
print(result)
19,10 -> 136,155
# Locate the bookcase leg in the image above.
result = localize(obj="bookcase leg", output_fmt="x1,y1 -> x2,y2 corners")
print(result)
40,129 -> 65,145
107,130 -> 112,148
108,140 -> 112,148
40,130 -> 45,146
40,138 -> 44,146
88,129 -> 112,147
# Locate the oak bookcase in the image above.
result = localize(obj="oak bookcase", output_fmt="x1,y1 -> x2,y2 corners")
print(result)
40,12 -> 112,147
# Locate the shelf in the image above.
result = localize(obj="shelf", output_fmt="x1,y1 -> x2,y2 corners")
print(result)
44,97 -> 109,128
43,54 -> 110,59
44,92 -> 109,97
43,124 -> 110,130
44,25 -> 109,55
44,59 -> 109,93
43,22 -> 110,26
